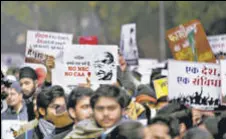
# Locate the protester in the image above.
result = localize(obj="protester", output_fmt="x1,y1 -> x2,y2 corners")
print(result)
1,81 -> 28,121
64,85 -> 127,139
19,66 -> 38,121
16,85 -> 73,139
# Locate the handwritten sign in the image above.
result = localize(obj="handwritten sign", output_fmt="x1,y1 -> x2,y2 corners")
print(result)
120,23 -> 139,65
220,60 -> 226,105
208,34 -> 226,60
26,30 -> 73,58
168,60 -> 221,110
166,20 -> 216,63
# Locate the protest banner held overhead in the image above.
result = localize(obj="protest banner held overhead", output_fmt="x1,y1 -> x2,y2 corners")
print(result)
120,23 -> 139,66
220,60 -> 226,106
52,45 -> 118,91
208,34 -> 226,60
166,20 -> 216,63
25,30 -> 73,61
168,60 -> 221,110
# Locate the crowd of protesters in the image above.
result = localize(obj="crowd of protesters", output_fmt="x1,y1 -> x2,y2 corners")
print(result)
1,50 -> 226,139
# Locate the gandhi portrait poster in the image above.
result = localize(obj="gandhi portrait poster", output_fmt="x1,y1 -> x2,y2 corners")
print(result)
63,45 -> 118,85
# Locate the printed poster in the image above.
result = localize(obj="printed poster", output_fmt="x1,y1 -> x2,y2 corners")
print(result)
153,78 -> 168,99
208,34 -> 226,60
26,30 -> 73,60
120,23 -> 139,65
52,45 -> 118,91
220,60 -> 226,105
168,60 -> 221,110
166,20 -> 216,63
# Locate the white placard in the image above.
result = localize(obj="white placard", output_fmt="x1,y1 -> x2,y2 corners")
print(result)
208,34 -> 226,59
120,23 -> 139,65
52,45 -> 118,90
26,30 -> 73,58
168,60 -> 221,110
220,60 -> 226,105
1,120 -> 27,139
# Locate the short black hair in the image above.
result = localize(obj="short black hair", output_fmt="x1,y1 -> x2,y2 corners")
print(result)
37,85 -> 65,117
149,115 -> 180,138
183,127 -> 214,139
91,85 -> 127,109
105,121 -> 144,139
67,87 -> 93,110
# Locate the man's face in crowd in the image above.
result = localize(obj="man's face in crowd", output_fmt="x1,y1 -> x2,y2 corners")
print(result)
6,88 -> 23,107
69,96 -> 93,122
45,97 -> 73,127
20,78 -> 37,98
94,97 -> 123,130
145,123 -> 171,139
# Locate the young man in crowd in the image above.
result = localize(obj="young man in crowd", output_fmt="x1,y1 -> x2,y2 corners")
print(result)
19,66 -> 39,121
16,85 -> 73,139
64,85 -> 127,139
52,87 -> 94,139
1,81 -> 28,121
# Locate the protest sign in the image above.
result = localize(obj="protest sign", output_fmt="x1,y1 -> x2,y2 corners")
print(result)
120,23 -> 139,65
26,30 -> 73,59
220,60 -> 226,105
25,47 -> 54,65
153,78 -> 168,99
168,60 -> 221,110
130,59 -> 158,84
207,34 -> 226,60
166,20 -> 216,63
53,45 -> 118,89
79,36 -> 98,45
1,120 -> 27,139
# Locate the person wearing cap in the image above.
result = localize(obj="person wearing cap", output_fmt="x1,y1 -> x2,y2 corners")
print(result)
1,81 -> 28,121
19,66 -> 39,121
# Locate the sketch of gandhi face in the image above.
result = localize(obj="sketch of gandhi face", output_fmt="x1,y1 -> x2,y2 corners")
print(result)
93,52 -> 115,80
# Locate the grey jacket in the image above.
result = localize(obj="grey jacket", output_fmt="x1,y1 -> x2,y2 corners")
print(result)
1,101 -> 28,121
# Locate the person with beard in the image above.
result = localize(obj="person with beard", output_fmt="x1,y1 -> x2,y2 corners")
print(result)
19,67 -> 38,121
64,85 -> 127,139
16,85 -> 73,139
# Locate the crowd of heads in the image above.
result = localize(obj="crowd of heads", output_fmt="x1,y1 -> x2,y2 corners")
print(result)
1,54 -> 226,139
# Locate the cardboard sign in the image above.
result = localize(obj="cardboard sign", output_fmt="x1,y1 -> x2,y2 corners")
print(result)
78,36 -> 98,45
220,60 -> 226,105
26,30 -> 73,58
52,45 -> 118,90
168,60 -> 221,110
120,23 -> 139,65
153,78 -> 168,99
166,20 -> 216,63
208,34 -> 226,60
1,120 -> 27,139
